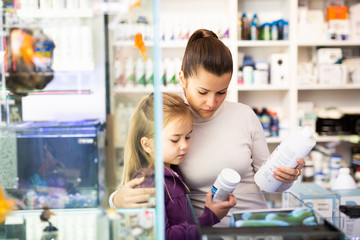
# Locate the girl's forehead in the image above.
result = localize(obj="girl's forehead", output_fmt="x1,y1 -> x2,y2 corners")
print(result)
165,114 -> 193,127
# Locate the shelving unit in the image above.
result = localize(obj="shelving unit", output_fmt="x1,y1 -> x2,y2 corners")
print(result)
16,9 -> 94,18
109,0 -> 360,168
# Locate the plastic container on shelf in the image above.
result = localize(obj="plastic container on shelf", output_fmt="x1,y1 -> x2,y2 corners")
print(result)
135,58 -> 146,87
241,13 -> 249,40
250,13 -> 259,40
212,168 -> 241,202
260,108 -> 271,137
329,154 -> 342,185
270,111 -> 279,137
331,168 -> 357,190
254,126 -> 316,192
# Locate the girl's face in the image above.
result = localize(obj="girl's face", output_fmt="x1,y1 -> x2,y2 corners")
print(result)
180,68 -> 232,119
162,116 -> 193,168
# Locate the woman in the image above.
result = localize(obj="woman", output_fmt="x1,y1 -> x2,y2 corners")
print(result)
110,29 -> 304,218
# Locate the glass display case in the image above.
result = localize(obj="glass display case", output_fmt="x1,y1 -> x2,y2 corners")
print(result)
0,0 -> 107,211
0,0 -> 170,237
185,192 -> 345,240
0,119 -> 105,209
1,0 -> 164,238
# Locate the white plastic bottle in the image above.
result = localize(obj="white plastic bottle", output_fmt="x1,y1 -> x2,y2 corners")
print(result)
254,126 -> 316,192
331,168 -> 357,190
135,58 -> 146,87
212,168 -> 241,202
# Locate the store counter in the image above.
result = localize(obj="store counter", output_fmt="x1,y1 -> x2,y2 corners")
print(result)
0,191 -> 347,240
185,192 -> 344,240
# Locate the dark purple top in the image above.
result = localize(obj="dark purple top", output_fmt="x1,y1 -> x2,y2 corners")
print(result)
133,165 -> 220,240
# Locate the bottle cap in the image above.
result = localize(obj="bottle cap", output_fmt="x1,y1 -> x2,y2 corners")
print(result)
221,168 -> 241,186
301,126 -> 314,138
339,168 -> 350,174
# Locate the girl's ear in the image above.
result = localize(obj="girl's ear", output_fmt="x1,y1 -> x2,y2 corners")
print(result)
179,71 -> 186,88
141,136 -> 153,154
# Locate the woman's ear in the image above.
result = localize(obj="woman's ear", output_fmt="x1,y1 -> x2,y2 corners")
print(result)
141,136 -> 153,154
179,71 -> 186,88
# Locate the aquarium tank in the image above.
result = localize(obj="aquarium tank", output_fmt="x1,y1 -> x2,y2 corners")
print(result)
0,119 -> 105,209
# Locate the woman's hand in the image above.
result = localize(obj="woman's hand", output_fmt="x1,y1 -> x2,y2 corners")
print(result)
112,177 -> 156,208
204,190 -> 237,220
273,158 -> 305,183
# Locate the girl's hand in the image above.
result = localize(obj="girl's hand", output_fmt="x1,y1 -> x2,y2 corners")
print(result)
204,190 -> 237,220
112,177 -> 156,208
273,158 -> 305,183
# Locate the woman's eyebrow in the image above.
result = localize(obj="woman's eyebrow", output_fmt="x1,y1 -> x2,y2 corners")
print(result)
199,87 -> 228,92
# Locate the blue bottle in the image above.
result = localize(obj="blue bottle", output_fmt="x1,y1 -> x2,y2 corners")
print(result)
283,20 -> 289,40
251,14 -> 259,40
260,108 -> 271,137
271,111 -> 279,137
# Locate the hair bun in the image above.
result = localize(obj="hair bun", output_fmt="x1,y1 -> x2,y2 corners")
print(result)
188,29 -> 218,44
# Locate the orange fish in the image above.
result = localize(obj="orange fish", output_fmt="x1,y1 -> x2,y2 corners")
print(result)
0,186 -> 18,224
134,33 -> 147,61
10,29 -> 36,67
129,0 -> 141,11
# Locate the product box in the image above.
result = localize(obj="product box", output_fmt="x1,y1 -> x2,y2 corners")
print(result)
318,63 -> 347,85
350,3 -> 360,40
289,183 -> 340,222
328,19 -> 350,40
327,6 -> 348,20
332,188 -> 360,239
317,48 -> 343,64
270,53 -> 289,85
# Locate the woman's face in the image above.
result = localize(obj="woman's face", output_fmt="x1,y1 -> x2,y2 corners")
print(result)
180,68 -> 232,119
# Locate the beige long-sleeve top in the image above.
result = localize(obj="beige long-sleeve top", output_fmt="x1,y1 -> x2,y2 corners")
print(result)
179,101 -> 292,225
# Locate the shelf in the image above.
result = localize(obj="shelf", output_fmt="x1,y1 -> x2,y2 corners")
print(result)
113,85 -> 182,94
53,65 -> 95,72
315,135 -> 360,144
237,40 -> 290,47
297,40 -> 360,47
113,40 -> 185,48
236,85 -> 290,91
267,135 -> 360,144
16,9 -> 94,18
298,84 -> 360,90
0,99 -> 15,105
114,39 -> 230,48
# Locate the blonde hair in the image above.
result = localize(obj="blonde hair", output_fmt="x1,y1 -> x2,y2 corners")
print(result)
121,92 -> 193,186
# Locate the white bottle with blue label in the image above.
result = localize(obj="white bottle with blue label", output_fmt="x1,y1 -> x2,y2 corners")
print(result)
212,168 -> 241,202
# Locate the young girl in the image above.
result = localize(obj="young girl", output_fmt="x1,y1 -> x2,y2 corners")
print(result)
117,92 -> 236,239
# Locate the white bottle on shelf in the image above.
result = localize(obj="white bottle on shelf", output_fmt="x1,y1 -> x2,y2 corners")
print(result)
331,168 -> 357,190
254,126 -> 316,192
135,58 -> 146,87
145,58 -> 154,88
125,58 -> 135,87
